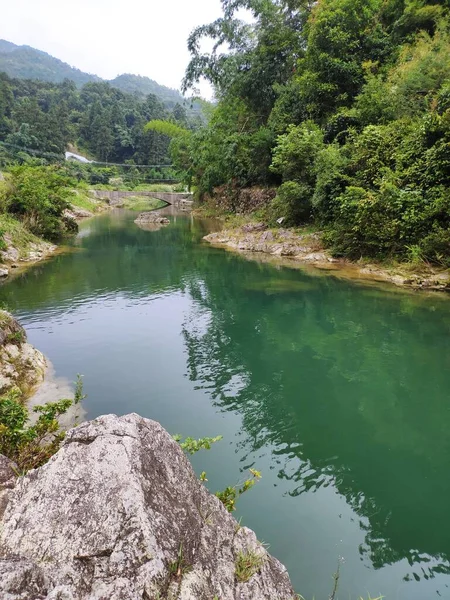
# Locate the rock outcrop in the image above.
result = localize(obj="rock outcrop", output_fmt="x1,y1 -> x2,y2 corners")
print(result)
0,311 -> 46,395
64,206 -> 94,220
0,414 -> 295,600
135,212 -> 170,225
0,455 -> 17,521
205,227 -> 327,261
204,226 -> 450,292
135,212 -> 171,232
1,236 -> 56,266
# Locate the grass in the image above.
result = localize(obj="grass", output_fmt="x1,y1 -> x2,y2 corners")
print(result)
0,214 -> 44,258
70,189 -> 103,213
168,543 -> 192,581
121,197 -> 167,211
235,549 -> 266,583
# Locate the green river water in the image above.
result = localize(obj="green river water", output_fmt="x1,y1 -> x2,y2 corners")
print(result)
2,208 -> 450,600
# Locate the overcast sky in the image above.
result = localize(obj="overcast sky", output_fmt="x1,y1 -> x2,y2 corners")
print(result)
1,0 -> 227,97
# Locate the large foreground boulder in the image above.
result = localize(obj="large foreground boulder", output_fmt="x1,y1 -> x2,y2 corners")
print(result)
0,414 -> 295,600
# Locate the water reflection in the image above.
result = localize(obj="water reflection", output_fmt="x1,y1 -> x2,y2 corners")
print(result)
181,264 -> 450,584
2,210 -> 450,598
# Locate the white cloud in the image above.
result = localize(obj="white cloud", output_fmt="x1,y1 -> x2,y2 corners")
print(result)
0,0 -> 225,98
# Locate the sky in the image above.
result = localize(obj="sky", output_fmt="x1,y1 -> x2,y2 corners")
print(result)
0,0 -> 226,98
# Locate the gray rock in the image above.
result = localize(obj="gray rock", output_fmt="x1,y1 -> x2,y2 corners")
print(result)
241,222 -> 267,233
0,414 -> 295,600
0,311 -> 47,395
0,557 -> 50,600
0,267 -> 9,277
135,212 -> 170,225
0,455 -> 18,521
0,455 -> 17,487
64,207 -> 93,220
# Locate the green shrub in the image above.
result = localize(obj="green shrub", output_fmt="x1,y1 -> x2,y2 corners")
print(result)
0,376 -> 85,472
267,181 -> 312,226
5,165 -> 76,241
326,183 -> 450,261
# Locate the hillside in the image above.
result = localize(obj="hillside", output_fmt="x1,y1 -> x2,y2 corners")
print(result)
109,74 -> 188,109
0,41 -> 100,86
0,39 -> 196,110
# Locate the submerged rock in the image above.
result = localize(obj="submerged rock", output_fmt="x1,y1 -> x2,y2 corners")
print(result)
0,414 -> 295,600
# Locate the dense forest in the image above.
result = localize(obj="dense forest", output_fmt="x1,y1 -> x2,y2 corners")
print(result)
0,39 -> 204,113
0,75 -> 200,247
177,0 -> 450,265
0,1 -> 449,266
0,73 -> 203,166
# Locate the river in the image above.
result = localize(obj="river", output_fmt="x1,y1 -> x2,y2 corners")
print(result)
2,208 -> 450,600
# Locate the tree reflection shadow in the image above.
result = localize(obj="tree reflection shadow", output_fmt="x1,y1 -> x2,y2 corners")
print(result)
182,268 -> 450,581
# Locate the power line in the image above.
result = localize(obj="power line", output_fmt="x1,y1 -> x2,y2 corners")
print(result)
87,161 -> 174,169
0,141 -> 174,169
0,140 -> 65,160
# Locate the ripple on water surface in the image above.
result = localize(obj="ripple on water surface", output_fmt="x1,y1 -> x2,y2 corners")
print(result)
1,210 -> 450,600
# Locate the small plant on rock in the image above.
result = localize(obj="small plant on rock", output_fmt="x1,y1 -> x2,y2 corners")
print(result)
0,375 -> 85,472
174,434 -> 261,512
235,549 -> 266,583
173,434 -> 223,454
168,543 -> 192,581
216,469 -> 262,513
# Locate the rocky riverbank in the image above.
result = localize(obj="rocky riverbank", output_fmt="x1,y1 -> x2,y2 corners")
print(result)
0,228 -> 57,280
204,224 -> 450,292
0,413 -> 295,600
0,311 -> 47,396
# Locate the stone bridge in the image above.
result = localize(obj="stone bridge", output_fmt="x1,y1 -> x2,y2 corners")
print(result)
89,190 -> 193,208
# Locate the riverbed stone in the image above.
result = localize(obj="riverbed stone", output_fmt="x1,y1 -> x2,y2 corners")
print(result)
135,212 -> 170,225
0,413 -> 295,600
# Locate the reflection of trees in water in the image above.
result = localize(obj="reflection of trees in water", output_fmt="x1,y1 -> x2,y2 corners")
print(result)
2,213 -> 212,313
4,212 -> 450,583
182,269 -> 450,580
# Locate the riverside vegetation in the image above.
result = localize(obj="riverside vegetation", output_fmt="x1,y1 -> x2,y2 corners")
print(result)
156,0 -> 450,271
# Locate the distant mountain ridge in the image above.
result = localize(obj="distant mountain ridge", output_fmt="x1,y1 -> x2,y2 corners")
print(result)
0,39 -> 192,110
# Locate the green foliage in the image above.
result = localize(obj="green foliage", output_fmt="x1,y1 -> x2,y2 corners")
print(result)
5,329 -> 26,344
0,375 -> 85,472
144,120 -> 189,139
173,434 -> 223,454
167,543 -> 192,581
267,181 -> 312,226
4,165 -> 75,241
175,433 -> 261,512
234,549 -> 266,583
0,70 -> 202,170
183,0 -> 450,265
215,469 -> 262,513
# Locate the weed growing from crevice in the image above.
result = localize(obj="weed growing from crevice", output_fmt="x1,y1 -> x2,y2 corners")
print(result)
235,549 -> 266,583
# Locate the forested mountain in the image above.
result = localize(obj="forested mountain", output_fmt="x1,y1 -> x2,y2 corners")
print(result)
0,40 -> 197,112
0,73 -> 200,165
0,41 -> 101,87
179,0 -> 450,265
109,74 -> 190,109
